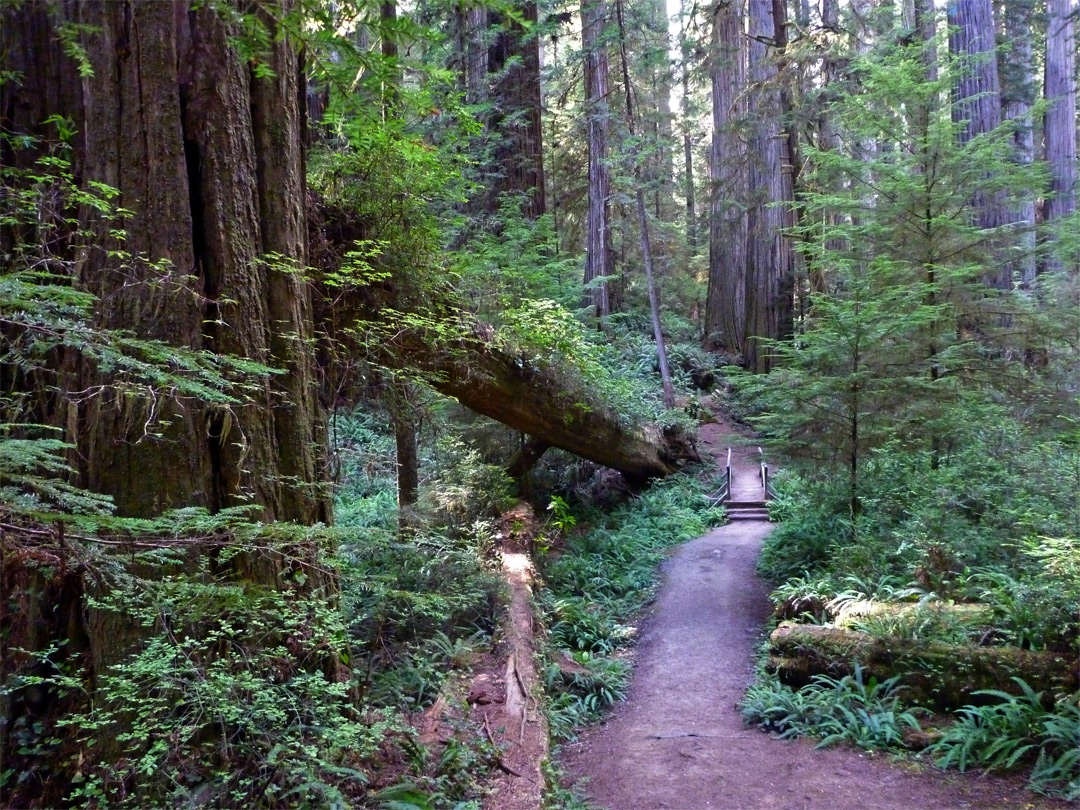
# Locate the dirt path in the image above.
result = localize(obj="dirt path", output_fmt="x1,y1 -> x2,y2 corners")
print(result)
558,421 -> 1064,810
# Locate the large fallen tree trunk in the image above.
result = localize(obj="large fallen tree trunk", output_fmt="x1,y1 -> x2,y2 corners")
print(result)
382,320 -> 698,483
311,197 -> 697,483
768,623 -> 1079,710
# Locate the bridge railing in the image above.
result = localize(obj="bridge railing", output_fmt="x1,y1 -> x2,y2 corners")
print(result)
759,447 -> 777,501
708,448 -> 732,506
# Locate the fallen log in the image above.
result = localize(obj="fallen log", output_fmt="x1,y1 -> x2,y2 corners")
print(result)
311,197 -> 699,484
405,329 -> 697,483
774,595 -> 993,627
767,623 -> 1079,710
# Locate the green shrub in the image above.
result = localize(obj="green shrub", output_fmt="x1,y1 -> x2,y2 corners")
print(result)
925,680 -> 1079,800
24,544 -> 387,808
741,666 -> 924,751
545,653 -> 630,740
757,506 -> 848,583
424,437 -> 516,531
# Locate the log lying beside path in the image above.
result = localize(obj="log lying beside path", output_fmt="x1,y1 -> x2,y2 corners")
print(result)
768,623 -> 1079,710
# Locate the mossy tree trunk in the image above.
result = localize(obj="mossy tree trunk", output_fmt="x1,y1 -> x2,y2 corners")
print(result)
2,0 -> 330,697
768,624 -> 1079,710
373,320 -> 697,483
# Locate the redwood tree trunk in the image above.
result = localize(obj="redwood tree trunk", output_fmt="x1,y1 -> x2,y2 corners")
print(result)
705,0 -> 748,355
455,3 -> 489,103
485,2 -> 546,218
948,0 -> 1009,289
1000,0 -> 1037,286
2,0 -> 330,698
744,0 -> 793,371
1044,0 -> 1077,275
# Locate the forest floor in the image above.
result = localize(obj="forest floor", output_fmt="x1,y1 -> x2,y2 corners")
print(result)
556,416 -> 1068,810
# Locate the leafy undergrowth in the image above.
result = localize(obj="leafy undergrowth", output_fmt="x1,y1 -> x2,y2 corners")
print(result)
2,520 -> 505,810
741,458 -> 1080,801
742,669 -> 1080,800
1,407 -> 512,809
926,682 -> 1080,801
742,666 -> 924,751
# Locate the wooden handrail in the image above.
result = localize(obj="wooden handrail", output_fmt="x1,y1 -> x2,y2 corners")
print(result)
758,446 -> 777,501
708,448 -> 733,506
727,447 -> 732,496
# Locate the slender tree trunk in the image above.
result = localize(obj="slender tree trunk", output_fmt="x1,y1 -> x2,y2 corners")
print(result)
1044,0 -> 1078,274
773,0 -> 800,333
645,0 -> 676,221
910,0 -> 938,79
582,0 -> 614,318
381,0 -> 399,114
807,0 -> 843,299
680,1 -> 698,251
615,0 -> 675,408
386,379 -> 419,517
705,0 -> 748,354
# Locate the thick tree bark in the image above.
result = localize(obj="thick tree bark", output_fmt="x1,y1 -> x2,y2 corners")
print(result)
1,0 -> 331,735
948,0 -> 1010,289
487,2 -> 546,218
744,0 -> 794,371
768,623 -> 1079,710
455,3 -> 489,103
948,0 -> 1002,146
1000,0 -> 1037,286
1044,0 -> 1077,275
582,0 -> 615,319
705,0 -> 748,355
70,0 -> 211,515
